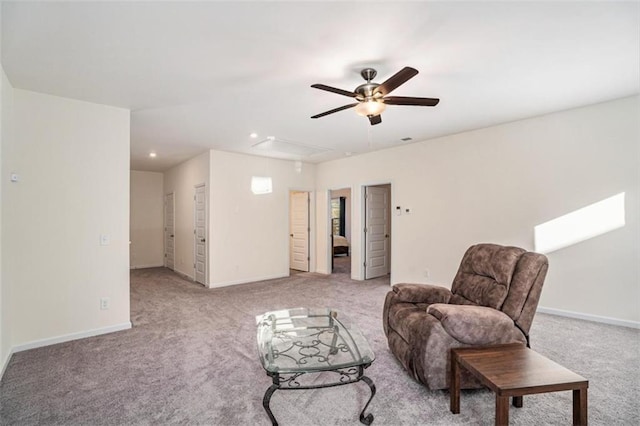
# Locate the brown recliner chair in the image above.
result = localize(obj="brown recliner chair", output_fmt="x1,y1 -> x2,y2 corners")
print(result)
383,243 -> 548,390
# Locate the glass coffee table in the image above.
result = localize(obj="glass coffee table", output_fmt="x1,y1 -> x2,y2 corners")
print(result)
256,308 -> 376,425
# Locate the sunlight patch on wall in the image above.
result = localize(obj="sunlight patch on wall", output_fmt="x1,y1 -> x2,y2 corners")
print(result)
534,192 -> 625,254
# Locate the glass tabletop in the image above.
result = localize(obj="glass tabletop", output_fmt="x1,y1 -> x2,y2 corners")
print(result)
256,308 -> 375,374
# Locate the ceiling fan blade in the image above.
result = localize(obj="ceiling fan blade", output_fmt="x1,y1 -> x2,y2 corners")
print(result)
383,96 -> 440,107
311,84 -> 358,98
311,103 -> 358,119
368,115 -> 382,125
376,67 -> 419,96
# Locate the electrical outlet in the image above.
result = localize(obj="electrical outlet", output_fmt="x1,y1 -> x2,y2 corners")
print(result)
100,297 -> 110,310
100,234 -> 110,246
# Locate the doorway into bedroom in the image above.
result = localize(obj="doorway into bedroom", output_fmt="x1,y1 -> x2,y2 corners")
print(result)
330,188 -> 351,275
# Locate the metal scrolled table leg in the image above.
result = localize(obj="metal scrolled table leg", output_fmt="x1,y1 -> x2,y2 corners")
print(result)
262,384 -> 279,426
359,375 -> 376,425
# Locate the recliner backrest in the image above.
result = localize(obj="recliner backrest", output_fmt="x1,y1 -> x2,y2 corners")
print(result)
449,243 -> 548,336
502,251 -> 548,335
450,244 -> 526,309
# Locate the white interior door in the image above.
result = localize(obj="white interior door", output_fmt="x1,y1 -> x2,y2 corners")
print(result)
194,184 -> 207,285
164,193 -> 175,270
290,191 -> 310,272
364,185 -> 390,279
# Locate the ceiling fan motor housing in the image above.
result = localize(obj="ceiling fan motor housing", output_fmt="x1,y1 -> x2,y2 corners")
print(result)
355,82 -> 380,100
356,68 -> 381,100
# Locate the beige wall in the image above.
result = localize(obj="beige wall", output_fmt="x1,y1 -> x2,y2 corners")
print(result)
130,170 -> 164,269
1,89 -> 131,348
316,96 -> 639,324
163,150 -> 316,287
163,151 -> 210,281
209,150 -> 316,286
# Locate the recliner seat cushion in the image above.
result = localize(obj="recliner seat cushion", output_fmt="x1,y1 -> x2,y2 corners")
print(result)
426,303 -> 517,345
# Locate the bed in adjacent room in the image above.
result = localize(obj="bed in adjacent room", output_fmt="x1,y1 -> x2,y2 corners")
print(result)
333,235 -> 350,256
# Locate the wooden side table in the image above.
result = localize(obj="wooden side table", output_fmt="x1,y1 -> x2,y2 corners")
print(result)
450,343 -> 588,426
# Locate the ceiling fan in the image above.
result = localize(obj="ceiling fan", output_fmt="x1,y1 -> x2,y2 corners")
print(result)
310,66 -> 439,125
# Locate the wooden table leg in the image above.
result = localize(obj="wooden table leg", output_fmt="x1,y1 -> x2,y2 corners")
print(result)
512,396 -> 523,407
495,395 -> 509,426
450,352 -> 460,414
573,388 -> 588,426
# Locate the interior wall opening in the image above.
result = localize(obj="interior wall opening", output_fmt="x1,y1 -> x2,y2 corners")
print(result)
330,188 -> 352,276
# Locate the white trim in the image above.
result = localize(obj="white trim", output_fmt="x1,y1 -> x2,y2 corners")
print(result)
173,268 -> 195,281
130,263 -> 165,270
1,347 -> 15,380
11,322 -> 132,354
537,306 -> 639,329
210,273 -> 288,288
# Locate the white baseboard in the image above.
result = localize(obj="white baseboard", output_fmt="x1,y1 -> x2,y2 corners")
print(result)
11,322 -> 132,354
130,263 -> 164,270
211,273 -> 288,288
1,322 -> 132,380
1,347 -> 14,380
173,268 -> 194,282
537,306 -> 639,329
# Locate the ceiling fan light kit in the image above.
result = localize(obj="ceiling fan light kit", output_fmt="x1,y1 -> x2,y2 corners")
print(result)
355,100 -> 386,117
311,66 -> 440,125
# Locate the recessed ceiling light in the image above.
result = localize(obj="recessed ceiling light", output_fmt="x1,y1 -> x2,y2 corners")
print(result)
149,152 -> 157,158
345,152 -> 352,156
250,132 -> 258,138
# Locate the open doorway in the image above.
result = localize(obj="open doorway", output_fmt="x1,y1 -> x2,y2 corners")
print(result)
330,188 -> 351,275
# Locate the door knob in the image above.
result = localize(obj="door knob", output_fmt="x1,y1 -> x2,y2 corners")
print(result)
290,234 -> 294,237
200,238 -> 206,242
170,234 -> 174,237
385,234 -> 389,238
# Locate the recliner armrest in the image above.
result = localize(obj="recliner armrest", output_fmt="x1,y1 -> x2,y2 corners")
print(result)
392,283 -> 452,304
427,303 -> 520,345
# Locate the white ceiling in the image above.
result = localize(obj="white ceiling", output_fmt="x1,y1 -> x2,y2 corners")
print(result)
2,1 -> 638,172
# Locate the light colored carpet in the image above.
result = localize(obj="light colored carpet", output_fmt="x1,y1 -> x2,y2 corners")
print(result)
332,255 -> 351,275
1,267 -> 638,425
